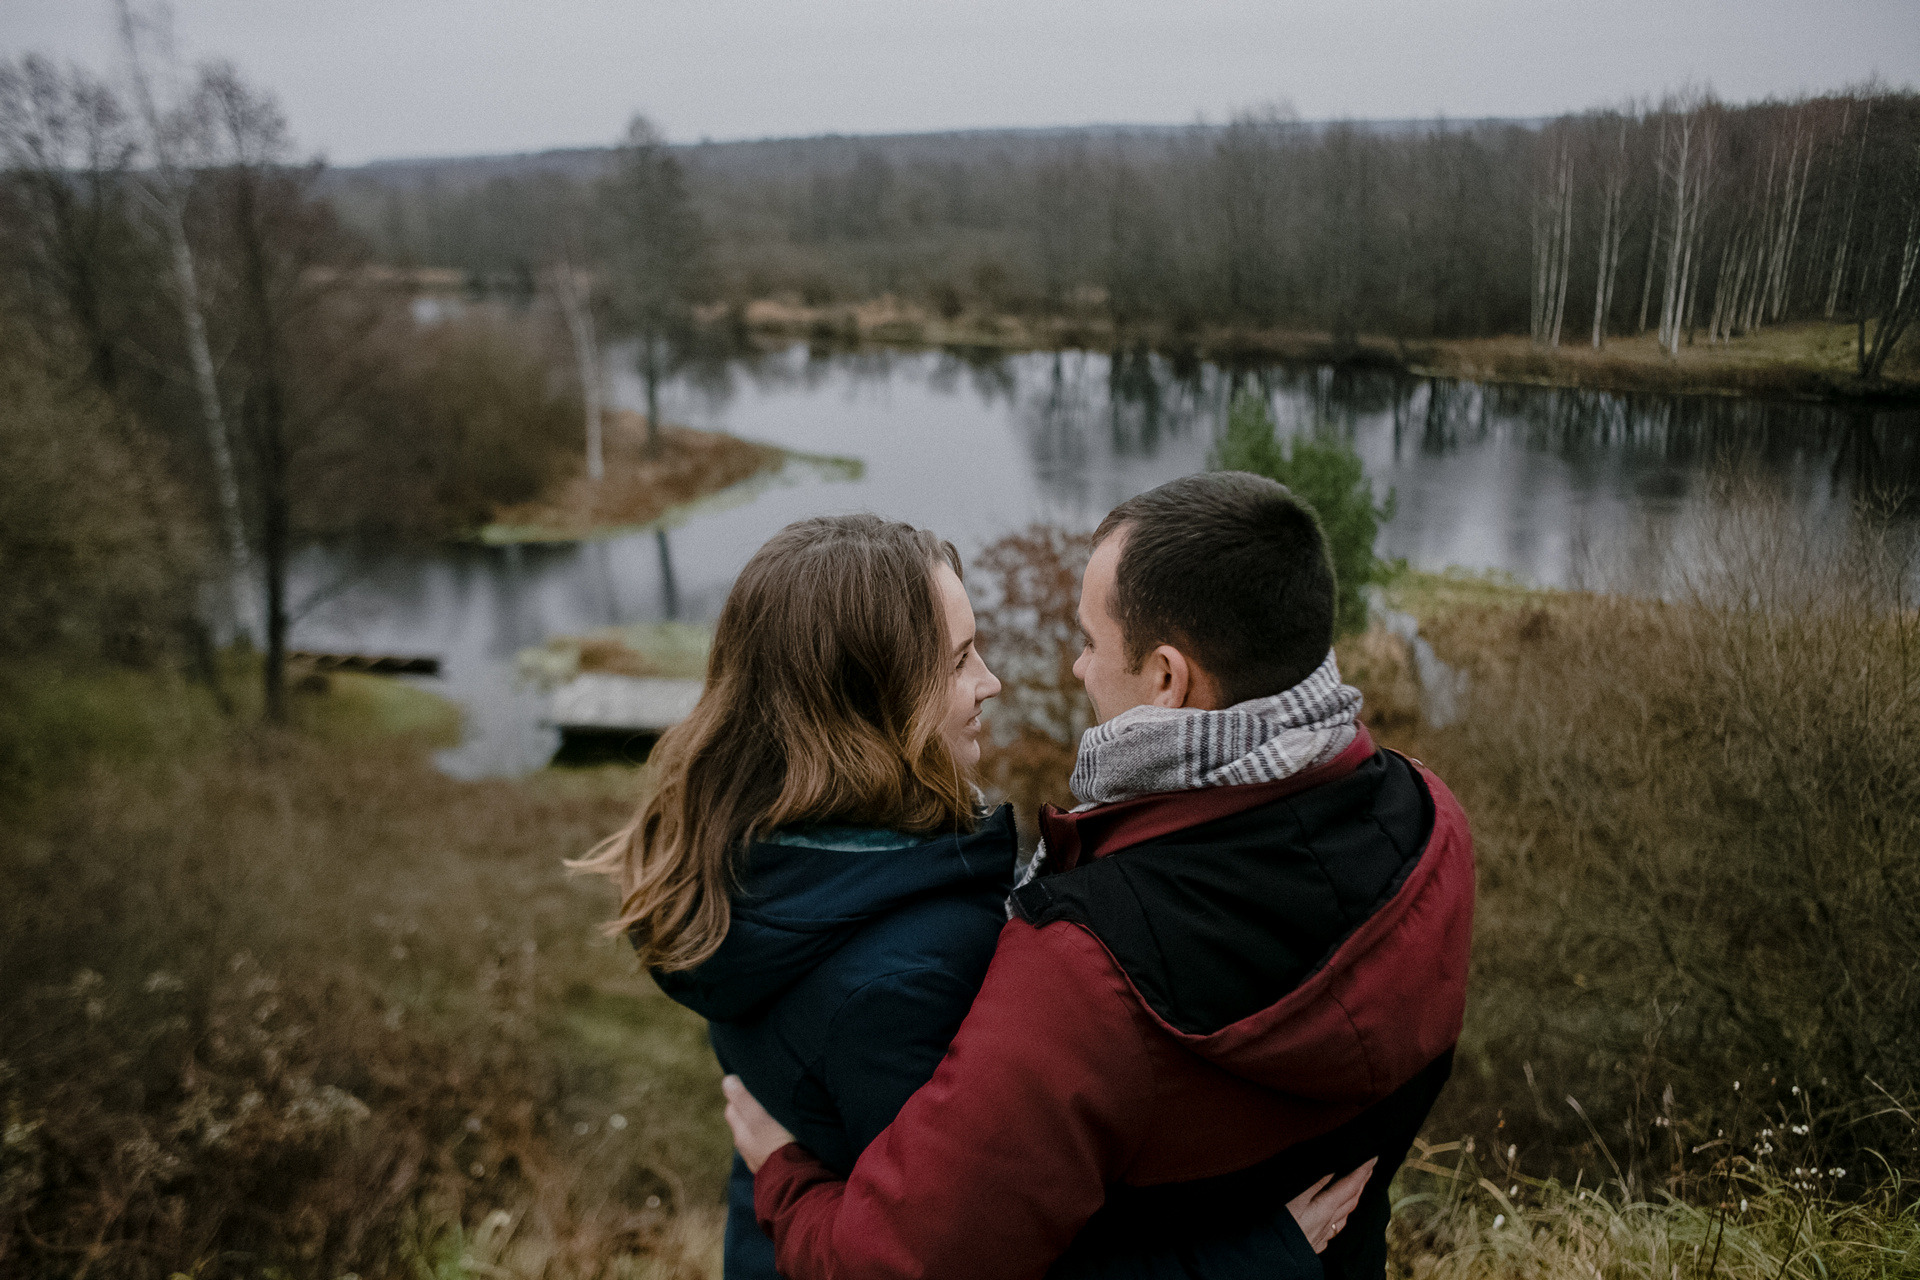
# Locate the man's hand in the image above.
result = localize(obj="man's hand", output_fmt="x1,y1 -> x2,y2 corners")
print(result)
1287,1158 -> 1376,1253
723,1075 -> 796,1173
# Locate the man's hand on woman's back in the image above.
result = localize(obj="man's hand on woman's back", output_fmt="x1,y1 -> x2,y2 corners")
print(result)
724,1074 -> 796,1173
1287,1160 -> 1376,1253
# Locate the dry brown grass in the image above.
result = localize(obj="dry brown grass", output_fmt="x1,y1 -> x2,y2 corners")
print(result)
1385,1136 -> 1919,1280
0,675 -> 727,1279
1406,323 -> 1920,402
519,624 -> 715,691
1389,485 -> 1920,1184
487,414 -> 782,541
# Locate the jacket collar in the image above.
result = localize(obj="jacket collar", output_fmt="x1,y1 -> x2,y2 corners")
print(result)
1036,725 -> 1376,873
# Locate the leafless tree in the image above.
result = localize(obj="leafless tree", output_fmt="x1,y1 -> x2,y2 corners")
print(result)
1656,93 -> 1718,355
1588,115 -> 1634,347
193,63 -> 370,720
0,55 -> 142,394
600,116 -> 704,456
115,1 -> 252,625
1855,137 -> 1920,380
546,258 -> 604,480
1706,101 -> 1818,344
1530,132 -> 1575,346
1825,97 -> 1873,319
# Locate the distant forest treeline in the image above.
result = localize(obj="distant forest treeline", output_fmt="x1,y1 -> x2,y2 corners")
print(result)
332,90 -> 1920,374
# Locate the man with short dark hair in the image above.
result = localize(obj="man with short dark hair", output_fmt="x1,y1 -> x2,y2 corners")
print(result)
726,472 -> 1475,1280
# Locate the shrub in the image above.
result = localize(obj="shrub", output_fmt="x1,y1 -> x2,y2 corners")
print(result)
1405,478 -> 1920,1182
1208,390 -> 1394,637
294,309 -> 586,543
0,326 -> 207,665
971,526 -> 1095,846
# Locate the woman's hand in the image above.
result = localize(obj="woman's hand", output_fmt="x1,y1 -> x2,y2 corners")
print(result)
1287,1158 -> 1377,1253
723,1074 -> 797,1173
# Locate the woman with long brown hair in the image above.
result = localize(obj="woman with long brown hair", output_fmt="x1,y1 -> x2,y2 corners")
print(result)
577,514 -> 1358,1279
575,514 -> 1012,1278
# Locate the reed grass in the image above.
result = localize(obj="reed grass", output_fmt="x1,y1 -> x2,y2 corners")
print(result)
1388,1138 -> 1919,1280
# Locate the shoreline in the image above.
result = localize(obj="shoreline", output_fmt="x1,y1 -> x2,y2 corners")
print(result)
719,299 -> 1920,407
476,412 -> 861,545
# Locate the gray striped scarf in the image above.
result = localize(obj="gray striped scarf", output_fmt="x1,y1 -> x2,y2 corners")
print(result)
1067,650 -> 1362,807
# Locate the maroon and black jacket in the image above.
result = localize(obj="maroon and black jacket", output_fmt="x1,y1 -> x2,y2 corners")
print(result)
754,727 -> 1476,1280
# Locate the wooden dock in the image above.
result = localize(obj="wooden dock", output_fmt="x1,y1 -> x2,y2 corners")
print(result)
545,674 -> 705,766
289,650 -> 441,676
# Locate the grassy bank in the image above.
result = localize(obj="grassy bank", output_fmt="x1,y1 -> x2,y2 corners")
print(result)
1403,323 -> 1920,405
723,298 -> 1920,404
1351,559 -> 1920,1277
481,414 -> 784,544
479,411 -> 864,546
0,662 -> 729,1279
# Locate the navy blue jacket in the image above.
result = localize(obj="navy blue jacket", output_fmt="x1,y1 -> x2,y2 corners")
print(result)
653,804 -> 1325,1280
654,808 -> 1019,1280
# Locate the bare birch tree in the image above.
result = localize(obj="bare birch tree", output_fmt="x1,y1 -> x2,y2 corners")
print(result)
1826,97 -> 1873,319
1656,94 -> 1718,355
1762,105 -> 1813,323
1530,134 -> 1575,346
115,0 -> 253,632
1589,116 -> 1633,347
1861,200 -> 1919,379
1708,102 -> 1820,344
547,259 -> 604,480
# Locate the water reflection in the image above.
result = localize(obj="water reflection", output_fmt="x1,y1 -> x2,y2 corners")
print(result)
289,343 -> 1919,777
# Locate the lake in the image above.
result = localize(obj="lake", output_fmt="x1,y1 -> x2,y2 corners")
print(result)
284,343 -> 1920,777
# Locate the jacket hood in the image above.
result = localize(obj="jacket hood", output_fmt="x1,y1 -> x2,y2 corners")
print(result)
654,805 -> 1017,1023
1024,740 -> 1474,1105
1174,772 -> 1473,1102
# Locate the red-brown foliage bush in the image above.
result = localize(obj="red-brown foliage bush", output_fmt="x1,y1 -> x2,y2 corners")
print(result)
971,525 -> 1094,847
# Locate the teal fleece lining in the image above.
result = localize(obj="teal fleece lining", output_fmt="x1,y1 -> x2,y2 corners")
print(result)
768,825 -> 921,853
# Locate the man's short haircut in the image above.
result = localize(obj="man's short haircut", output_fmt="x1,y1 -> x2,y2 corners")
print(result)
1093,471 -> 1336,706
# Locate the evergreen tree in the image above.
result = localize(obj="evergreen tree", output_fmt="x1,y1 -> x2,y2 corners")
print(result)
1208,390 -> 1394,637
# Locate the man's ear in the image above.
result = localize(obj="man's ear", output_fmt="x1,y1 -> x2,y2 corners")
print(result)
1148,644 -> 1225,711
1144,646 -> 1185,709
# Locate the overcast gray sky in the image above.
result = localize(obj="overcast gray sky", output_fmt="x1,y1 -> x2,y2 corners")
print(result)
5,0 -> 1917,165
